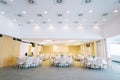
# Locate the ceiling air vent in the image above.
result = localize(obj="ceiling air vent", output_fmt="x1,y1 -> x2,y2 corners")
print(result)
56,0 -> 62,4
102,13 -> 108,16
26,21 -> 31,24
78,13 -> 83,16
42,21 -> 46,24
82,0 -> 93,5
119,0 -> 120,3
74,21 -> 79,23
28,0 -> 35,4
54,0 -> 64,5
17,14 -> 22,17
37,14 -> 42,17
58,21 -> 62,24
57,14 -> 63,17
0,0 -> 7,5
85,0 -> 92,3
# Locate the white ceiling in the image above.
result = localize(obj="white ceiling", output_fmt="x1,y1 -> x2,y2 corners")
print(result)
107,35 -> 120,44
0,0 -> 120,44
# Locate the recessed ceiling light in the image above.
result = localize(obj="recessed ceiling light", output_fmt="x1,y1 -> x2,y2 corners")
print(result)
89,10 -> 93,13
65,19 -> 69,21
83,18 -> 86,22
94,26 -> 99,30
49,25 -> 54,30
66,11 -> 70,13
114,10 -> 118,13
34,25 -> 40,30
44,11 -> 48,14
1,11 -> 5,14
22,11 -> 26,14
102,18 -> 106,21
63,24 -> 68,30
78,24 -> 83,30
10,0 -> 14,1
30,19 -> 34,22
48,19 -> 51,21
13,19 -> 16,22
78,26 -> 83,30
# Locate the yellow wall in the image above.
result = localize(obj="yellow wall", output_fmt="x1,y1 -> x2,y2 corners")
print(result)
0,35 -> 20,68
33,44 -> 41,56
91,42 -> 95,56
41,45 -> 80,55
35,42 -> 95,57
41,45 -> 53,53
79,42 -> 95,57
68,46 -> 80,54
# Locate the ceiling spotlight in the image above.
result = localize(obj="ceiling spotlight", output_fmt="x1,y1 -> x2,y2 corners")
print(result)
63,24 -> 68,30
78,26 -> 83,30
89,10 -> 93,13
13,19 -> 16,22
34,25 -> 40,30
48,19 -> 51,21
78,24 -> 83,30
10,0 -> 14,1
65,19 -> 69,21
66,11 -> 70,13
114,10 -> 118,13
30,19 -> 34,22
1,11 -> 5,14
94,26 -> 99,30
102,18 -> 106,21
49,25 -> 54,30
83,18 -> 86,22
44,11 -> 48,14
22,11 -> 26,14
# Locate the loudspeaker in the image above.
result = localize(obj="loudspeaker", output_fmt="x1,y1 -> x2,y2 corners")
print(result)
0,34 -> 3,37
30,42 -> 35,47
32,43 -> 35,47
13,37 -> 17,40
17,39 -> 21,41
86,43 -> 90,47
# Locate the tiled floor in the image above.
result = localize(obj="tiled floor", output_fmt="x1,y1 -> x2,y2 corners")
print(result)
0,61 -> 120,80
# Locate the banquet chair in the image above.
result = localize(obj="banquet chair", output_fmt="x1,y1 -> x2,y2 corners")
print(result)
16,57 -> 25,69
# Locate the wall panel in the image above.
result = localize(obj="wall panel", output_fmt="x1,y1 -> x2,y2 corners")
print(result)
0,35 -> 20,68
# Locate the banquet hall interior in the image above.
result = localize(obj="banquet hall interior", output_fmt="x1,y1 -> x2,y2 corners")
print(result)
0,0 -> 120,80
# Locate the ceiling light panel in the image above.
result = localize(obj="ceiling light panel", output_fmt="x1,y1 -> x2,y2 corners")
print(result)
1,11 -> 5,14
114,10 -> 118,13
